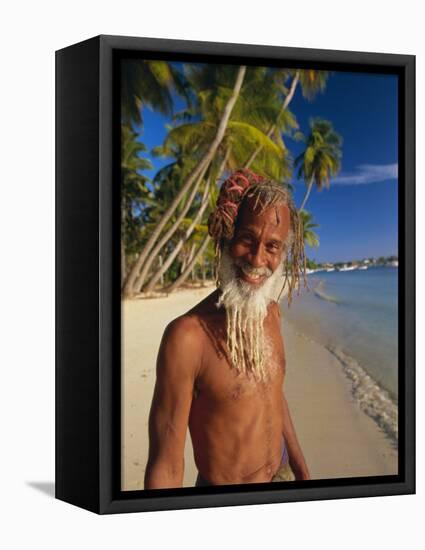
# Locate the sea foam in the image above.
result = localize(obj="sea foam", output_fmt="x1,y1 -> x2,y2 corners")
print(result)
326,345 -> 398,446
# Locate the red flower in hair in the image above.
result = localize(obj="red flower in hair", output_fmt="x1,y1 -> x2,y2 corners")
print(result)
208,169 -> 266,242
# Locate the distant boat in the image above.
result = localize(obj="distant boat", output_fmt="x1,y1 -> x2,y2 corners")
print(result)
339,265 -> 356,272
358,265 -> 368,270
326,268 -> 335,272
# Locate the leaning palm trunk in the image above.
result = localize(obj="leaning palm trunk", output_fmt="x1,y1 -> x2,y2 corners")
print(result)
133,163 -> 210,293
122,157 -> 206,297
244,71 -> 300,169
144,146 -> 231,291
144,177 -> 212,292
180,248 -> 189,273
185,243 -> 196,272
166,234 -> 211,293
299,175 -> 315,211
122,65 -> 246,298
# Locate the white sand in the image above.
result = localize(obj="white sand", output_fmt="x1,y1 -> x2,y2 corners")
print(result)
122,286 -> 397,491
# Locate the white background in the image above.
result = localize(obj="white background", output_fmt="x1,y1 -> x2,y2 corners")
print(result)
0,1 -> 422,548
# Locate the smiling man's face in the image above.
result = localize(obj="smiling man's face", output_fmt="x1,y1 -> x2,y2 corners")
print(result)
228,198 -> 291,288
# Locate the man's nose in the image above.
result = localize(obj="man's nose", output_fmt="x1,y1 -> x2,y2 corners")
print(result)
248,243 -> 266,268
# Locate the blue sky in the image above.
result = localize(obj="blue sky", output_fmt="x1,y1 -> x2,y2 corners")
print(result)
131,67 -> 398,264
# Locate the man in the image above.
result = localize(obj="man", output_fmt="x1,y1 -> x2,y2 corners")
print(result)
144,169 -> 310,488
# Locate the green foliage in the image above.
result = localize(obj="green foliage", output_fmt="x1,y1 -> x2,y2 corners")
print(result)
299,209 -> 320,248
295,118 -> 343,194
306,258 -> 319,270
164,65 -> 295,183
121,125 -> 153,256
298,70 -> 330,100
121,60 -> 190,127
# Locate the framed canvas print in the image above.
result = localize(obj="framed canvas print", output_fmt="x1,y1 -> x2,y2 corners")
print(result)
55,35 -> 415,514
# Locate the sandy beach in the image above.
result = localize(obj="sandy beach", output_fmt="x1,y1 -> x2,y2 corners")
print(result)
122,286 -> 397,491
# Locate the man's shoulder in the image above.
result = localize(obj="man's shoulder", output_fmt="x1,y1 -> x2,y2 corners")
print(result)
162,290 -> 218,353
165,313 -> 203,342
158,313 -> 204,377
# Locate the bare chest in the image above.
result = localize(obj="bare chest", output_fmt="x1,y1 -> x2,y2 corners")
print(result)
194,313 -> 286,404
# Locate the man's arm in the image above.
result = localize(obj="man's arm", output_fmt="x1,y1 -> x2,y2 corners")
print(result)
144,316 -> 201,489
281,393 -> 311,480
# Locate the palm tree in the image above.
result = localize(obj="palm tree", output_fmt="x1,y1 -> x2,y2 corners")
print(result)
121,60 -> 189,126
144,176 -> 212,292
163,66 -> 292,181
140,68 -> 328,294
144,146 -> 230,292
297,69 -> 329,100
166,233 -> 212,293
296,118 -> 343,211
120,59 -> 189,287
244,69 -> 329,168
299,210 -> 320,248
122,65 -> 247,298
121,125 -> 152,284
121,65 -> 331,297
137,66 -> 298,294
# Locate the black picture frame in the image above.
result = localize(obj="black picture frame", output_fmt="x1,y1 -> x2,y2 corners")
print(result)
55,34 -> 415,514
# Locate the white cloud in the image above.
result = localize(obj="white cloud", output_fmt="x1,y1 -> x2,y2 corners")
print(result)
332,163 -> 398,185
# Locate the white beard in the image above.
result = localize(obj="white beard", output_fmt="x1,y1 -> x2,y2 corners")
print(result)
216,248 -> 285,381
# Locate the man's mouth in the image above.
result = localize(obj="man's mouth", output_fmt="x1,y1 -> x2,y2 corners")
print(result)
238,265 -> 270,285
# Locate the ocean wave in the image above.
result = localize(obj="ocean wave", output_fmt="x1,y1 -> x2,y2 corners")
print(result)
326,345 -> 398,447
313,281 -> 341,304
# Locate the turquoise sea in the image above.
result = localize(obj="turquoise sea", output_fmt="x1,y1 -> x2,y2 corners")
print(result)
281,266 -> 398,442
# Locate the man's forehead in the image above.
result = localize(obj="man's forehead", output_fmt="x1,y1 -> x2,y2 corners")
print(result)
236,201 -> 290,236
